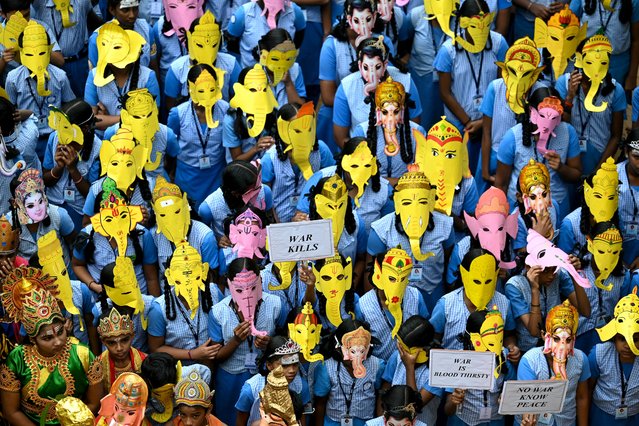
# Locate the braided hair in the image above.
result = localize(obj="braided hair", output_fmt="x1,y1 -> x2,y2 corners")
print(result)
584,0 -> 631,24
381,385 -> 423,420
313,254 -> 356,327
221,160 -> 261,210
335,136 -> 381,193
274,102 -> 320,162
453,0 -> 493,52
307,175 -> 357,236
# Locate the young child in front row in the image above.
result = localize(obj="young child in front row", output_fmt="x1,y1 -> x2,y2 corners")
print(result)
173,371 -> 225,426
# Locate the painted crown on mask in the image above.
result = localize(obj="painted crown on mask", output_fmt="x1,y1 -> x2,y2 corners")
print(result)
375,76 -> 405,108
545,299 -> 579,336
187,11 -> 221,65
518,159 -> 551,195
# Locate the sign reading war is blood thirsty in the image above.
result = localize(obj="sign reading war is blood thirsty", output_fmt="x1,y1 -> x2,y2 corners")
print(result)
428,349 -> 495,390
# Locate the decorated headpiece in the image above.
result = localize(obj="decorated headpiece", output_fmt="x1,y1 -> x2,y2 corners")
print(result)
393,165 -> 435,261
313,175 -> 348,249
346,0 -> 377,46
0,266 -> 62,337
174,371 -> 213,408
467,306 -> 505,378
0,11 -> 28,50
543,300 -> 579,380
229,207 -> 266,259
518,159 -> 552,217
460,250 -> 499,310
525,229 -> 590,289
270,338 -> 301,365
414,117 -> 470,215
464,187 -> 518,269
121,89 -> 161,170
584,157 -> 618,222
228,267 -> 267,336
56,397 -> 94,426
14,168 -> 48,225
587,223 -> 622,291
98,373 -> 148,426
358,36 -> 388,96
189,67 -> 225,128
259,366 -> 298,426
278,101 -> 317,180
48,106 -> 83,147
255,0 -> 291,30
94,20 -> 146,87
374,77 -> 406,157
597,287 -> 639,355
97,307 -> 135,338
0,215 -> 20,255
260,38 -> 298,86
424,0 -> 459,38
574,34 -> 613,112
313,255 -> 353,327
534,6 -> 587,78
456,11 -> 495,53
106,257 -> 148,329
372,248 -> 412,337
99,126 -> 148,192
20,21 -> 53,96
288,302 -> 323,362
186,11 -> 221,65
231,64 -> 278,138
165,241 -> 209,318
152,176 -> 190,244
531,97 -> 563,156
341,141 -> 378,207
496,37 -> 544,114
163,0 -> 204,38
340,326 -> 371,378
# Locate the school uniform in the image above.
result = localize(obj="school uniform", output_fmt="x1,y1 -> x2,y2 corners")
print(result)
261,262 -> 306,315
615,161 -> 639,266
66,280 -> 95,345
152,16 -> 187,84
311,291 -> 364,334
269,63 -> 307,107
513,200 -> 561,250
93,295 -> 155,352
296,5 -> 322,97
88,18 -> 153,68
221,111 -> 273,163
151,220 -> 217,277
0,117 -> 39,213
83,175 -> 156,218
513,0 -> 557,40
557,207 -> 588,258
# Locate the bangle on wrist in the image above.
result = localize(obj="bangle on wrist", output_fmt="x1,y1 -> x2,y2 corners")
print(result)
88,281 -> 96,290
463,118 -> 471,126
531,303 -> 541,307
527,2 -> 533,11
72,174 -> 83,184
50,168 -> 60,179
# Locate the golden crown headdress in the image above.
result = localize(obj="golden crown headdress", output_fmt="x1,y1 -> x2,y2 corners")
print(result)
613,287 -> 639,317
319,175 -> 347,202
21,20 -> 48,46
259,366 -> 299,426
591,157 -> 618,189
359,35 -> 386,56
98,308 -> 134,338
545,300 -> 579,335
99,178 -> 127,211
174,371 -> 213,408
169,241 -> 203,268
375,77 -> 406,107
395,164 -> 432,191
505,36 -> 541,66
518,159 -> 550,193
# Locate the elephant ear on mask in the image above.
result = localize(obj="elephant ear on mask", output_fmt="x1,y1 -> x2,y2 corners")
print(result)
587,225 -> 622,291
20,21 -> 53,97
163,0 -> 204,38
0,11 -> 28,50
288,302 -> 324,362
455,12 -> 494,53
424,0 -> 459,38
574,34 -> 613,112
597,287 -> 639,355
278,101 -> 317,180
341,141 -> 378,207
94,20 -> 146,87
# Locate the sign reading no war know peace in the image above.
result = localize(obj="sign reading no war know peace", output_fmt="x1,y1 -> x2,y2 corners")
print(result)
428,349 -> 495,390
498,380 -> 568,415
266,219 -> 335,262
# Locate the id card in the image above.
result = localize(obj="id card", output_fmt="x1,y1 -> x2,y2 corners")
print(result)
290,195 -> 299,206
616,405 -> 628,420
64,189 -> 75,202
244,351 -> 257,370
626,222 -> 638,240
579,138 -> 588,153
478,406 -> 492,421
340,416 -> 352,426
199,156 -> 211,169
472,95 -> 483,110
537,413 -> 553,425
150,0 -> 162,17
410,264 -> 423,281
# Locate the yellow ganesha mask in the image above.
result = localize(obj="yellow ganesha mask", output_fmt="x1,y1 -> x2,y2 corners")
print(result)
20,21 -> 53,97
587,224 -> 622,291
99,127 -> 148,192
278,101 -> 317,180
152,176 -> 191,244
575,34 -> 613,112
340,141 -> 378,207
496,37 -> 544,114
189,67 -> 225,129
94,20 -> 146,87
121,89 -> 161,171
313,255 -> 353,328
414,116 -> 470,215
53,0 -> 76,28
584,157 -> 618,223
372,248 -> 412,337
425,0 -> 459,38
230,64 -> 278,138
467,306 -> 505,378
456,12 -> 495,53
165,241 -> 209,319
288,302 -> 324,362
460,250 -> 499,310
0,11 -> 28,51
105,257 -> 147,329
186,11 -> 221,66
597,287 -> 639,355
314,175 -> 348,249
48,107 -> 83,147
259,39 -> 298,86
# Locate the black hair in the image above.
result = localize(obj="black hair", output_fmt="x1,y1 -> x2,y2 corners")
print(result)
162,1 -> 206,39
227,256 -> 263,280
0,97 -> 16,137
320,318 -> 372,361
453,0 -> 492,52
381,385 -> 422,420
335,137 -> 381,193
463,309 -> 508,376
331,0 -> 376,42
97,262 -> 116,314
0,0 -> 29,14
307,175 -> 357,236
624,127 -> 639,151
396,315 -> 437,367
257,335 -> 291,375
456,247 -> 498,289
273,102 -> 319,162
253,28 -> 293,62
575,38 -> 615,97
349,36 -> 407,74
231,67 -> 278,140
141,352 -> 179,389
188,63 -> 220,84
373,3 -> 398,45
61,99 -> 96,162
221,160 -> 261,210
312,254 -> 356,329
581,221 -> 625,276
10,170 -> 51,228
584,0 -> 631,24
520,86 -> 561,148
290,390 -> 304,424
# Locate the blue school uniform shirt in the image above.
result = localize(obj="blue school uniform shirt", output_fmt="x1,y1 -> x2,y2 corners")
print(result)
633,86 -> 639,122
31,0 -> 91,57
557,207 -> 588,257
406,7 -> 446,77
0,121 -> 37,213
615,161 -> 639,266
65,280 -> 94,345
433,32 -> 509,129
43,133 -> 102,216
88,19 -> 153,68
226,1 -> 306,68
260,262 -> 307,314
514,200 -> 561,251
83,175 -> 156,218
6,64 -> 75,137
271,63 -> 306,106
221,112 -> 265,162
152,16 -> 186,82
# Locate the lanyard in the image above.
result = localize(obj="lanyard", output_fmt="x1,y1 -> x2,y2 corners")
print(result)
26,78 -> 46,118
597,0 -> 617,34
577,89 -> 593,140
618,354 -> 629,405
482,390 -> 489,407
176,298 -> 201,346
50,9 -> 64,41
464,50 -> 484,96
190,103 -> 212,155
336,361 -> 357,416
231,299 -> 262,352
376,291 -> 395,332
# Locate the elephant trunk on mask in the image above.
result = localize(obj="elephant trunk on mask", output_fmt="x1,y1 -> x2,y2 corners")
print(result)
247,113 -> 267,138
351,355 -> 366,378
326,298 -> 343,328
409,237 -> 433,262
584,83 -> 608,112
387,301 -> 402,337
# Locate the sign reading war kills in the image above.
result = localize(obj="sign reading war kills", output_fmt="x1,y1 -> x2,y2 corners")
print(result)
266,219 -> 335,262
498,380 -> 568,415
428,350 -> 495,390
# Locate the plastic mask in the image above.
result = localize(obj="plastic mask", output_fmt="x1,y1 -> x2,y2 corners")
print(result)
48,107 -> 83,148
189,68 -> 224,129
257,0 -> 289,30
278,101 -> 317,180
260,40 -> 298,86
53,0 -> 76,28
597,287 -> 639,355
341,326 -> 371,378
314,175 -> 348,248
534,6 -> 587,77
378,0 -> 394,22
288,302 -> 324,362
347,8 -> 376,47
121,89 -> 161,171
37,230 -> 79,319
312,255 -> 353,327
0,11 -> 28,50
543,300 -> 578,380
20,21 -> 53,97
460,253 -> 498,310
99,127 -> 147,192
98,372 -> 148,426
106,257 -> 147,329
228,268 -> 267,336
393,166 -> 435,262
163,0 -> 203,37
372,248 -> 413,337
456,12 -> 494,54
424,0 -> 458,38
587,226 -> 622,291
165,242 -> 208,319
496,37 -> 544,114
519,159 -> 552,216
574,34 -> 612,112
341,141 -> 378,207
525,229 -> 590,289
375,77 -> 405,157
397,336 -> 428,364
464,187 -> 518,269
230,64 -> 278,138
186,11 -> 221,65
95,20 -> 146,87
530,97 -> 563,155
229,207 -> 266,259
14,168 -> 48,225
269,261 -> 297,290
468,307 -> 504,378
584,157 -> 618,222
91,179 -> 144,255
152,176 -> 190,244
414,117 -> 470,215
359,53 -> 387,96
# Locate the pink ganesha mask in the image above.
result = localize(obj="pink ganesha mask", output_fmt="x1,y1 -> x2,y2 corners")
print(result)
229,268 -> 267,336
531,96 -> 563,156
163,0 -> 204,38
256,0 -> 289,30
525,229 -> 591,289
229,207 -> 266,259
464,187 -> 518,269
